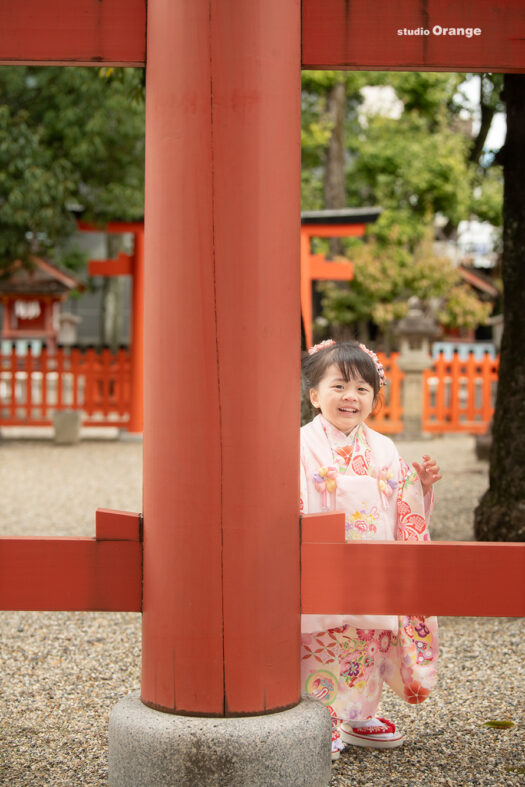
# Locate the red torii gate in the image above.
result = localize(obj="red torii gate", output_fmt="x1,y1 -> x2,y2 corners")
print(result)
78,220 -> 144,435
300,208 -> 381,348
0,1 -> 524,784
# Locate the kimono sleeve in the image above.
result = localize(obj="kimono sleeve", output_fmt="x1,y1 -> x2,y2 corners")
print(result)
395,456 -> 431,542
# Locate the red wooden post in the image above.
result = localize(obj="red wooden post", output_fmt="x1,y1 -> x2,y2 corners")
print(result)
141,0 -> 301,716
71,347 -> 80,411
26,346 -> 33,421
40,345 -> 48,419
9,344 -> 17,420
127,227 -> 144,434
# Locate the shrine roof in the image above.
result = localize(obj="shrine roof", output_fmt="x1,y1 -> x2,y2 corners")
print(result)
0,257 -> 84,296
301,208 -> 382,226
458,265 -> 499,298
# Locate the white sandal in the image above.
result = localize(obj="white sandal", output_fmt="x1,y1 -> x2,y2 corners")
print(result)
340,717 -> 404,749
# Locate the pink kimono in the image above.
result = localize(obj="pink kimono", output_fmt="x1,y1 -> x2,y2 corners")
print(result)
300,414 -> 438,722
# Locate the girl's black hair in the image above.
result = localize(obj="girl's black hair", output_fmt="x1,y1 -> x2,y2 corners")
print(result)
301,341 -> 381,399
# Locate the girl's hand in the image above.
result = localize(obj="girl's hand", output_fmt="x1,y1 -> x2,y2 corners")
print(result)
412,455 -> 442,497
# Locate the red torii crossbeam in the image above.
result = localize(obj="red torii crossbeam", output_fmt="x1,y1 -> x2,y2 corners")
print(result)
2,0 -> 524,71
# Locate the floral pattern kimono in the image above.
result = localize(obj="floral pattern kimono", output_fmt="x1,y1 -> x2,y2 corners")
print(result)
300,414 -> 438,722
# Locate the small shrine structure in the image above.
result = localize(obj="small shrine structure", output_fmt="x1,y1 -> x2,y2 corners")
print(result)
0,257 -> 82,353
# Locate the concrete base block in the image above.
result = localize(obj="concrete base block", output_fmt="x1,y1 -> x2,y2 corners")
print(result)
52,410 -> 82,445
109,692 -> 331,787
118,430 -> 143,443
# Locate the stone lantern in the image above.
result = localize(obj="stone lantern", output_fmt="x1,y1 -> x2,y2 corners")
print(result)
58,312 -> 82,347
396,296 -> 440,438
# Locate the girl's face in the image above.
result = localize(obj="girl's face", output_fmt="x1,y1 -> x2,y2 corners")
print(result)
309,363 -> 376,435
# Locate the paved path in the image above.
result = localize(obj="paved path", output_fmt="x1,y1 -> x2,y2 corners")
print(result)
0,435 -> 522,786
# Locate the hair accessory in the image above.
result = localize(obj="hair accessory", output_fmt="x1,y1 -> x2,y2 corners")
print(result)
307,339 -> 336,355
359,343 -> 385,388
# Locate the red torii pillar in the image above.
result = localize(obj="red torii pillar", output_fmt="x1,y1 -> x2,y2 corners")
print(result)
141,0 -> 301,715
120,2 -> 330,784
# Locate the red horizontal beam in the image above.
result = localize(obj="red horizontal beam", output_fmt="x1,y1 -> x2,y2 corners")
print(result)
89,252 -> 133,277
302,0 -> 525,73
77,220 -> 144,234
301,513 -> 525,617
1,1 -> 523,73
0,509 -> 142,611
301,224 -> 366,239
0,0 -> 146,66
308,255 -> 354,281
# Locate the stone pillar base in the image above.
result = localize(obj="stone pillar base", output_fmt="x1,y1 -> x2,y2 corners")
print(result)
109,693 -> 331,787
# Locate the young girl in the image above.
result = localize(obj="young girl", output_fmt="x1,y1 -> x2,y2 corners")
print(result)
300,339 -> 440,759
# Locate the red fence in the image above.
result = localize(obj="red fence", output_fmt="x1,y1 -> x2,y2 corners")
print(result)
423,352 -> 498,434
1,347 -> 498,434
368,351 -> 404,434
0,346 -> 131,428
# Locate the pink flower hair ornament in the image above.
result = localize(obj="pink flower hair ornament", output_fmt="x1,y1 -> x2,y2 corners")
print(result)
359,343 -> 385,388
307,339 -> 336,355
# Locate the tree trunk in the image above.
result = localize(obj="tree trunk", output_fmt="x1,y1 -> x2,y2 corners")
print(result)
324,80 -> 346,257
99,233 -> 125,352
474,74 -> 525,542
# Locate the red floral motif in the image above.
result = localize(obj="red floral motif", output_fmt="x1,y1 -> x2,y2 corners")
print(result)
301,643 -> 336,664
355,628 -> 374,641
404,680 -> 430,704
327,705 -> 342,743
335,445 -> 353,465
397,499 -> 411,519
351,454 -> 368,475
407,513 -> 426,533
378,631 -> 391,653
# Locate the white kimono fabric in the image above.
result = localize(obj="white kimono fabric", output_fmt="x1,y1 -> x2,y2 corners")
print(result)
300,415 -> 438,720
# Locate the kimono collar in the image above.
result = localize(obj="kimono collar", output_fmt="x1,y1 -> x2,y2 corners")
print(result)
318,414 -> 365,449
317,414 -> 375,478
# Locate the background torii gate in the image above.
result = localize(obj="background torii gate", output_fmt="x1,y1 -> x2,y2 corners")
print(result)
1,2 -> 524,786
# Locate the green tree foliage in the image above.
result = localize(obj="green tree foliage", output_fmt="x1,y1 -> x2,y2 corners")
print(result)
0,104 -> 76,266
0,66 -> 145,269
301,71 -> 502,337
319,233 -> 490,342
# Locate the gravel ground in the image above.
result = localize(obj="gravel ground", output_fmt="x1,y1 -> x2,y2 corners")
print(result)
0,434 -> 523,786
